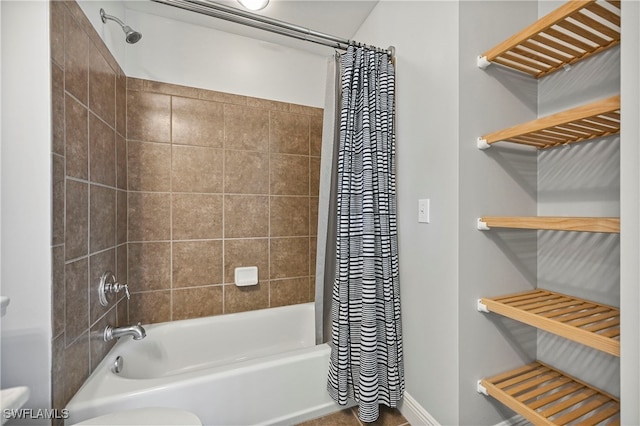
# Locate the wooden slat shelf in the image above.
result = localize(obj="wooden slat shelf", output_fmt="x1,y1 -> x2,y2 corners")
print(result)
478,95 -> 620,149
480,362 -> 620,425
479,289 -> 620,356
478,0 -> 621,78
478,216 -> 620,233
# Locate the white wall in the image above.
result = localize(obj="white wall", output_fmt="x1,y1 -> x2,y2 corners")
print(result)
0,1 -> 52,421
354,2 -> 461,424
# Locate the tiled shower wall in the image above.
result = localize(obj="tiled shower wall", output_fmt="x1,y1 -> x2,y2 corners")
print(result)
125,79 -> 322,323
50,0 -> 323,413
50,0 -> 129,413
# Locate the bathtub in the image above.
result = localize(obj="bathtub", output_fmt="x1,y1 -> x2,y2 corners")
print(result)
66,303 -> 345,425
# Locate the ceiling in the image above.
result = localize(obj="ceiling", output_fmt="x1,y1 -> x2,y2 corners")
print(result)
125,0 -> 380,55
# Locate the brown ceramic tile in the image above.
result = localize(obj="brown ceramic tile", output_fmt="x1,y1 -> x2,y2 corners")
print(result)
270,196 -> 309,237
116,296 -> 128,327
65,179 -> 88,260
172,145 -> 223,193
270,277 -> 310,307
310,156 -> 321,196
116,133 -> 127,190
65,95 -> 89,180
309,237 -> 317,280
145,80 -> 200,98
52,246 -> 65,337
270,111 -> 310,155
310,115 -> 323,157
270,154 -> 310,196
172,286 -> 223,320
224,195 -> 269,238
270,237 -> 309,279
309,276 -> 316,303
172,96 -> 224,147
116,244 -> 128,288
224,104 -> 269,152
128,291 -> 171,325
64,331 -> 90,406
51,333 -> 66,411
224,150 -> 269,194
116,72 -> 127,136
117,190 -> 127,245
52,154 -> 65,246
126,90 -> 171,143
128,242 -> 171,292
172,240 -> 223,288
65,258 -> 89,344
89,249 -> 116,325
199,89 -> 246,105
296,408 -> 361,426
89,185 -> 116,253
172,194 -> 222,240
127,140 -> 171,192
224,238 -> 269,284
50,1 -> 65,68
310,197 -> 319,237
89,113 -> 116,187
51,63 -> 65,155
89,306 -> 117,373
127,77 -> 144,92
290,104 -> 323,117
128,192 -> 171,241
89,46 -> 116,127
247,97 -> 289,112
64,13 -> 89,105
224,283 -> 268,314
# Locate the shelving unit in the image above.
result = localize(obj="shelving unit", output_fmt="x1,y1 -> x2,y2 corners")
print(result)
478,362 -> 620,425
477,0 -> 621,78
475,1 -> 622,423
478,289 -> 620,356
477,95 -> 620,150
477,216 -> 620,233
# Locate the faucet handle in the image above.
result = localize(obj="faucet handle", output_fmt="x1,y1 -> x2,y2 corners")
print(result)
98,272 -> 130,306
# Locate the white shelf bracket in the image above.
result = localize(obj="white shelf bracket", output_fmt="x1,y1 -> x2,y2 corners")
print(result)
477,380 -> 488,395
477,137 -> 491,150
477,55 -> 491,69
477,299 -> 489,313
477,218 -> 490,231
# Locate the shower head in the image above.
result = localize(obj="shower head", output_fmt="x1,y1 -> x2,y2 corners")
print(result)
100,8 -> 142,44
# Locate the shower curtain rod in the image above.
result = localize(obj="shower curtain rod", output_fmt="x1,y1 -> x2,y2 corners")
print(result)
151,0 -> 395,56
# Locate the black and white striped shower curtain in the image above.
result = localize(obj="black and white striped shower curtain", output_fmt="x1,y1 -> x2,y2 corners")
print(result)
327,45 -> 404,423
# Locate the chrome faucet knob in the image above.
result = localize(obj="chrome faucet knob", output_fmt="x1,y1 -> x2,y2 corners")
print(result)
98,272 -> 130,306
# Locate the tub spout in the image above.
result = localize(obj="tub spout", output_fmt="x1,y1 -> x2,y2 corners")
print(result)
104,323 -> 146,341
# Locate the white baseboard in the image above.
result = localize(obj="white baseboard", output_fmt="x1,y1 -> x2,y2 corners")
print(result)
398,393 -> 528,426
398,392 -> 440,426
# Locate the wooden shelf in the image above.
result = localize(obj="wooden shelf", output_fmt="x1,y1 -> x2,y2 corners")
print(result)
478,95 -> 620,149
480,289 -> 620,356
478,216 -> 620,233
478,0 -> 621,78
481,362 -> 620,425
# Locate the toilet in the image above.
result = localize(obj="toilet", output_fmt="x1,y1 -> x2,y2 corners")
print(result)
72,407 -> 202,425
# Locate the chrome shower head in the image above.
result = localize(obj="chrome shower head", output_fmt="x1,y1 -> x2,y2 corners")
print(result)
100,8 -> 142,44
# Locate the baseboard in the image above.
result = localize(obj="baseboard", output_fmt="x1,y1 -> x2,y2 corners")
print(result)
397,393 -> 527,426
398,392 -> 440,426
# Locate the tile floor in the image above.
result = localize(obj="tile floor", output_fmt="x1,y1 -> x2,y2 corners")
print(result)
297,405 -> 409,426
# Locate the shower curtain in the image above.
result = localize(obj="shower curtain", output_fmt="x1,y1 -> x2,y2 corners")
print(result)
326,45 -> 404,423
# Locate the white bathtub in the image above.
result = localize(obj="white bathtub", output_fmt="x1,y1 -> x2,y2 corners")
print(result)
66,303 -> 344,425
